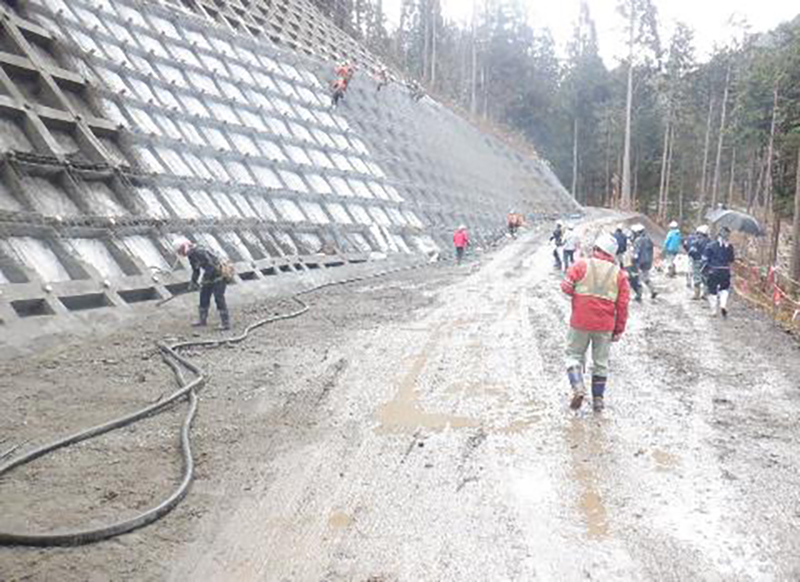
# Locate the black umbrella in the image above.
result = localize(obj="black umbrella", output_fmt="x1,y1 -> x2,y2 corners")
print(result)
705,208 -> 764,236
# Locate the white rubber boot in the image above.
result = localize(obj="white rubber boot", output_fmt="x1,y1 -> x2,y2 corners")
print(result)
719,290 -> 729,317
708,295 -> 718,316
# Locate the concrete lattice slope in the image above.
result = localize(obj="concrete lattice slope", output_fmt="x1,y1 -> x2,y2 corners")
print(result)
0,0 -> 577,335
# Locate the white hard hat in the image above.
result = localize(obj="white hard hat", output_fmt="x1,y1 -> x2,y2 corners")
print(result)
696,224 -> 709,235
631,223 -> 645,233
566,224 -> 574,230
594,232 -> 619,256
556,220 -> 564,226
669,220 -> 679,228
458,224 -> 466,230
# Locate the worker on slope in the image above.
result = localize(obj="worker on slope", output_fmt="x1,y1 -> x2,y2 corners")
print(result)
453,224 -> 469,265
376,66 -> 390,92
330,61 -> 355,108
684,224 -> 710,300
550,220 -> 565,270
562,225 -> 580,271
561,232 -> 630,412
662,220 -> 682,277
703,226 -> 735,317
175,239 -> 232,330
630,223 -> 658,301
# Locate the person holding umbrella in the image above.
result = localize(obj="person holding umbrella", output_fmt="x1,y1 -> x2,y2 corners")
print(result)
703,226 -> 735,317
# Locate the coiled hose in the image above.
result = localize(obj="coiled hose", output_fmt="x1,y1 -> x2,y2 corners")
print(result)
0,262 -> 423,546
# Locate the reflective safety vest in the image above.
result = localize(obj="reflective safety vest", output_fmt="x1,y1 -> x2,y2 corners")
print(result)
574,258 -> 620,302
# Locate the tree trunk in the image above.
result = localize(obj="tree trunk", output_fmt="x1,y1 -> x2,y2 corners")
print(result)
430,0 -> 437,87
727,146 -> 737,206
621,12 -> 635,211
604,127 -> 611,206
711,62 -> 731,210
658,117 -> 670,221
396,1 -> 408,68
699,96 -> 714,213
749,148 -> 767,213
791,147 -> 800,283
665,124 -> 675,219
470,19 -> 477,116
678,159 -> 685,223
571,116 -> 579,199
745,149 -> 756,210
764,81 -> 778,222
633,152 -> 639,208
422,0 -> 430,82
770,213 -> 781,268
481,65 -> 488,119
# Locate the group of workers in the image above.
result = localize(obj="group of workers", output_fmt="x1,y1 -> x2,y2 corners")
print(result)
559,219 -> 736,412
174,210 -> 735,417
329,60 -> 428,107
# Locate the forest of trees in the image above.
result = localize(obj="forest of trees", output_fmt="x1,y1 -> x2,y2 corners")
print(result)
311,0 -> 800,280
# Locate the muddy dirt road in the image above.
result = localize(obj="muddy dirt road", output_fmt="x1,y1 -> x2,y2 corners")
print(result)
2,217 -> 800,581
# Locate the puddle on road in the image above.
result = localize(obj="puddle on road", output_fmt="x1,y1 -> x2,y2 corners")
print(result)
496,416 -> 541,435
328,511 -> 353,529
652,449 -> 679,471
375,323 -> 478,434
565,419 -> 610,540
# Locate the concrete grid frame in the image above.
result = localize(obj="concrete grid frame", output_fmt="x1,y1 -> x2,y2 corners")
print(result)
0,0 -> 578,334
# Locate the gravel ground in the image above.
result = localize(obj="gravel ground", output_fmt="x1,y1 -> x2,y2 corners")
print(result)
1,216 -> 799,581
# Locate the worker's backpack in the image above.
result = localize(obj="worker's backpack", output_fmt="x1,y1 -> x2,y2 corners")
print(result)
220,261 -> 235,283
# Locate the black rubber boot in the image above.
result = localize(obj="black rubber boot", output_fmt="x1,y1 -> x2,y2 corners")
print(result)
591,376 -> 606,412
192,308 -> 209,327
567,366 -> 585,410
218,309 -> 231,330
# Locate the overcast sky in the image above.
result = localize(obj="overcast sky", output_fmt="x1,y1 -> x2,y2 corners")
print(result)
382,0 -> 799,66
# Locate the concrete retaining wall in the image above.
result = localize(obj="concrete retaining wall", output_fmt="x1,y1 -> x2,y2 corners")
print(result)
0,0 -> 578,344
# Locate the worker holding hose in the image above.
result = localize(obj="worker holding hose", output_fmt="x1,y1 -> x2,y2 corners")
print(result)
175,240 -> 231,330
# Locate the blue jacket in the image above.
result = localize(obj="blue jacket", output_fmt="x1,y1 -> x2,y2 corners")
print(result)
703,240 -> 735,271
663,229 -> 682,254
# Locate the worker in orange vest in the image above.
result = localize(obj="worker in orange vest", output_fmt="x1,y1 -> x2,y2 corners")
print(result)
561,232 -> 631,412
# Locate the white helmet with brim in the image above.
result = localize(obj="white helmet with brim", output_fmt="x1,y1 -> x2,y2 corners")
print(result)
594,232 -> 619,257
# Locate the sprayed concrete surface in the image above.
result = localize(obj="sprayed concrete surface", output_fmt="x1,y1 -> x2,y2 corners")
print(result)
2,216 -> 800,581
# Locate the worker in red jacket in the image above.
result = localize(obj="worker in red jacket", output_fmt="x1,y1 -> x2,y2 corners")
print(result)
453,224 -> 469,265
560,232 -> 630,412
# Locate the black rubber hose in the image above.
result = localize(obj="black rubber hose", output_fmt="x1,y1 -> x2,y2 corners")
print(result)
0,262 -> 423,546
